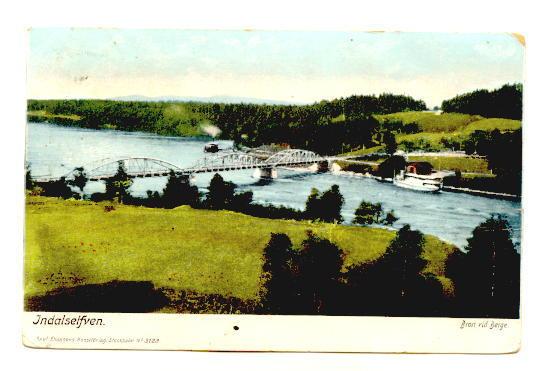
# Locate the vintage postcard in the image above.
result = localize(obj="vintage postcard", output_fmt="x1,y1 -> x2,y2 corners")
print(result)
23,29 -> 523,352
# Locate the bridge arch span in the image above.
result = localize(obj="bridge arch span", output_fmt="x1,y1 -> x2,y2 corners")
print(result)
184,151 -> 263,173
264,149 -> 325,167
64,157 -> 184,180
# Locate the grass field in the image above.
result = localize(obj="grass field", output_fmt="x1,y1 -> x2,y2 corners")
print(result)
376,111 -> 521,134
27,110 -> 82,121
377,111 -> 522,153
376,112 -> 481,133
340,145 -> 385,156
407,155 -> 491,174
25,196 -> 457,301
461,118 -> 521,133
397,132 -> 459,147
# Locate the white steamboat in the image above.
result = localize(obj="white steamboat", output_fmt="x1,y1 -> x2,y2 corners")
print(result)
393,162 -> 452,192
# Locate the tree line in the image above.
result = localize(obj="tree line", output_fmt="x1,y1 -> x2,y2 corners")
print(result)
26,163 -> 399,227
441,129 -> 522,195
441,83 -> 522,120
28,84 -> 523,157
27,93 -> 426,155
260,215 -> 519,318
26,160 -> 402,236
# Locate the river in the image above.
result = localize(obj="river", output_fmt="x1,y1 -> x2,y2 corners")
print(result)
26,122 -> 522,249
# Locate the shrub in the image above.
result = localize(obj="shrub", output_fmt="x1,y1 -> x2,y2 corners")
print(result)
162,171 -> 200,208
382,210 -> 399,226
37,177 -> 79,199
303,185 -> 344,223
67,167 -> 88,192
25,164 -> 34,190
344,224 -> 432,316
375,155 -> 406,179
447,216 -> 520,318
353,201 -> 383,225
259,233 -> 296,314
204,173 -> 236,210
295,231 -> 345,314
104,162 -> 133,203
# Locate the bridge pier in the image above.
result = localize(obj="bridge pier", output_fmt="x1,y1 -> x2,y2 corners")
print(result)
252,167 -> 278,179
317,160 -> 330,173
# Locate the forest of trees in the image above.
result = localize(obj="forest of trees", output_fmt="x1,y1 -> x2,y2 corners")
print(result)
27,93 -> 426,155
441,83 -> 522,120
27,84 -> 523,161
260,216 -> 520,317
28,84 -> 523,160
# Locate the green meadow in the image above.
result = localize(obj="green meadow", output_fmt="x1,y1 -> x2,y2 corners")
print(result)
377,111 -> 521,152
27,110 -> 82,123
338,112 -> 520,164
376,111 -> 481,133
407,155 -> 492,174
25,196 -> 457,301
377,111 -> 521,134
461,118 -> 521,133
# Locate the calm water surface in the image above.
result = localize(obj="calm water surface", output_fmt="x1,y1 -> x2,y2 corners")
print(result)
26,122 -> 522,249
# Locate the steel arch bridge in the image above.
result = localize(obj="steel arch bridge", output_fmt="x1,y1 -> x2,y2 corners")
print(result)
32,149 -> 328,182
182,149 -> 326,174
182,151 -> 264,174
264,149 -> 324,167
60,157 -> 185,181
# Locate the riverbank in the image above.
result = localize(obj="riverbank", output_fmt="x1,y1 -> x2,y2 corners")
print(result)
329,166 -> 520,200
26,121 -> 522,249
25,196 -> 457,309
331,157 -> 520,198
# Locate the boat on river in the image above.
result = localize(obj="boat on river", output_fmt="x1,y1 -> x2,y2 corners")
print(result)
204,142 -> 220,153
393,162 -> 452,192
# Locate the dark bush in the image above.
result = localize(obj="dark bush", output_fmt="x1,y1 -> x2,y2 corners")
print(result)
446,216 -> 520,318
104,162 -> 133,202
303,185 -> 344,223
36,178 -> 79,199
375,155 -> 406,179
161,170 -> 200,208
259,233 -> 297,314
294,231 -> 345,314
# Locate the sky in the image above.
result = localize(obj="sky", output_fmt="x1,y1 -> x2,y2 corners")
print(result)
27,29 -> 524,108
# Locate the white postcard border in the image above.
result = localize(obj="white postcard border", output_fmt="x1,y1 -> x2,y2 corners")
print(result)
23,312 -> 520,353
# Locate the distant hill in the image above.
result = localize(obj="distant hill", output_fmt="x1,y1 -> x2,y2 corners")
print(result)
111,95 -> 305,106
